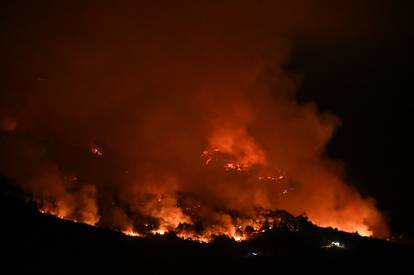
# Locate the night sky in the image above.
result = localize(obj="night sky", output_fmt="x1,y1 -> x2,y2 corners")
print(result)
1,1 -> 413,238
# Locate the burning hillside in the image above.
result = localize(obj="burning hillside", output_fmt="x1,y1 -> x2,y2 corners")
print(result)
0,1 -> 389,242
32,144 -> 376,242
1,178 -> 410,274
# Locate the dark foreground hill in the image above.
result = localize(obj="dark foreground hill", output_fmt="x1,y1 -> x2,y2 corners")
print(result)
0,178 -> 412,274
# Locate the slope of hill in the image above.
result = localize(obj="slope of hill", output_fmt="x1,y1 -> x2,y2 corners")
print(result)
0,178 -> 411,274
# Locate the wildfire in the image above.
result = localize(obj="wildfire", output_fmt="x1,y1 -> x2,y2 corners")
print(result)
90,143 -> 103,156
1,1 -> 391,249
36,202 -> 375,243
201,148 -> 254,172
122,228 -> 142,237
224,162 -> 246,172
355,227 -> 372,237
258,176 -> 284,181
37,202 -> 309,243
233,235 -> 246,242
39,207 -> 78,223
33,144 -> 378,242
176,233 -> 210,243
151,229 -> 167,235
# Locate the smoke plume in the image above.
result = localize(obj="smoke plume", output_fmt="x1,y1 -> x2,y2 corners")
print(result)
0,1 -> 389,238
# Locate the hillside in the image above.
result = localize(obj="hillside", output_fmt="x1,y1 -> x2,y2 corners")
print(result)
0,178 -> 411,274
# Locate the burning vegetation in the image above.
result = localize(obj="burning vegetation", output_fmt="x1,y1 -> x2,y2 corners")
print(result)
26,141 -> 382,241
0,1 -> 389,244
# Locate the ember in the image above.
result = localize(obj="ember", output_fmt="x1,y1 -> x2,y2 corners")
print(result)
90,143 -> 103,156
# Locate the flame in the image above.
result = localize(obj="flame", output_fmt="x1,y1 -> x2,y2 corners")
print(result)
90,143 -> 103,156
33,145 -> 377,241
151,229 -> 167,235
1,1 -> 390,247
203,124 -> 267,174
224,162 -> 246,172
37,204 -> 374,243
36,203 -> 306,243
176,232 -> 210,243
233,235 -> 245,242
202,148 -> 258,172
354,227 -> 372,237
122,228 -> 142,237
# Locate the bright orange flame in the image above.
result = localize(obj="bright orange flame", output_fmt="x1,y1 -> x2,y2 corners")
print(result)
122,228 -> 142,237
151,229 -> 166,235
35,143 -> 378,241
38,203 -> 374,243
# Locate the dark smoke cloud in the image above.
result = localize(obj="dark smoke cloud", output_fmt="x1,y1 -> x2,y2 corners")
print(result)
0,1 -> 389,237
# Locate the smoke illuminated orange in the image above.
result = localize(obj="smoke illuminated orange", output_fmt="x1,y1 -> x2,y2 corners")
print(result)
0,1 -> 390,245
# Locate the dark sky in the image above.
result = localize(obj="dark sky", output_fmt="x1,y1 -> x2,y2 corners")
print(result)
0,1 -> 413,237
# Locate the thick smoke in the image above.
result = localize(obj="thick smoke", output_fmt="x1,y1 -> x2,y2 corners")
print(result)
0,1 -> 388,238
